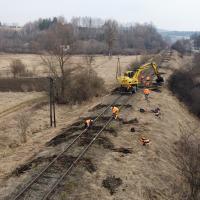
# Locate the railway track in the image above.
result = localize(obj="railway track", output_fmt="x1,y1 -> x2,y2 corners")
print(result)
12,94 -> 132,200
11,51 -> 171,200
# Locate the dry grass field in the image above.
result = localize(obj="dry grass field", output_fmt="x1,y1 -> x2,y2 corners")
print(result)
0,52 -> 198,200
0,54 -> 137,177
0,53 -> 139,85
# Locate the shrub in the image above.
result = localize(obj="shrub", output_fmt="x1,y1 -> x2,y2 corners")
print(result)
16,112 -> 31,143
66,68 -> 106,104
168,54 -> 200,117
9,59 -> 26,78
174,133 -> 200,200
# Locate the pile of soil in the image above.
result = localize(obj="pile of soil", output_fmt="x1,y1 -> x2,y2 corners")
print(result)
112,147 -> 133,154
102,176 -> 123,195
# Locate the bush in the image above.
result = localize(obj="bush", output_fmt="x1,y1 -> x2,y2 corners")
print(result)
66,68 -> 106,104
16,112 -> 31,143
9,59 -> 26,78
168,54 -> 200,117
174,133 -> 200,200
53,67 -> 106,104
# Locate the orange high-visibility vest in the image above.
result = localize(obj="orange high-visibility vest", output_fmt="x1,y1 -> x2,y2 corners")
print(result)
112,107 -> 119,114
143,89 -> 150,95
86,119 -> 92,126
146,76 -> 151,81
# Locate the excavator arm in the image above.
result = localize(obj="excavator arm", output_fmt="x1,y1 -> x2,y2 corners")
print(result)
133,62 -> 163,83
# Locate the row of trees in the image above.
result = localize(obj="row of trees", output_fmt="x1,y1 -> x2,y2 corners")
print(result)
171,39 -> 192,54
191,33 -> 200,49
174,131 -> 200,200
168,53 -> 200,117
172,33 -> 200,54
0,17 -> 166,54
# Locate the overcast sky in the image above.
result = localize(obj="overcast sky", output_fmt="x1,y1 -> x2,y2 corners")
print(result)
0,0 -> 199,31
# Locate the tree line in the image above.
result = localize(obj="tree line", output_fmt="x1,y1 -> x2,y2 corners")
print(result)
0,16 -> 166,54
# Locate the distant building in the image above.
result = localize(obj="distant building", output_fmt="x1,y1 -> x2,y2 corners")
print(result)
191,40 -> 200,53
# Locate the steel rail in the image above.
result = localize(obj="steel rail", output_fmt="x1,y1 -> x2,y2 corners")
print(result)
12,94 -> 122,200
42,95 -> 132,200
42,117 -> 113,200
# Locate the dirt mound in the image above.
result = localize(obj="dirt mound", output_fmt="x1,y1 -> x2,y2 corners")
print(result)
122,118 -> 139,124
112,147 -> 133,154
102,176 -> 122,195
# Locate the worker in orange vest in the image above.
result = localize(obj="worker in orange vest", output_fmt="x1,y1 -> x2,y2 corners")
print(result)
111,106 -> 119,119
127,84 -> 132,91
84,119 -> 93,129
146,76 -> 151,81
143,88 -> 151,101
140,137 -> 150,146
145,76 -> 151,87
140,75 -> 145,83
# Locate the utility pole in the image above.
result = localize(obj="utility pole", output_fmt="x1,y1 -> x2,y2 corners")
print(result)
49,77 -> 56,127
52,79 -> 56,127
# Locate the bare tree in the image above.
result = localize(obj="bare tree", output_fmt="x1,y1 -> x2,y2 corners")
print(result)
17,112 -> 31,143
103,20 -> 118,56
9,59 -> 26,78
41,22 -> 75,103
84,55 -> 95,68
83,54 -> 96,80
174,132 -> 200,200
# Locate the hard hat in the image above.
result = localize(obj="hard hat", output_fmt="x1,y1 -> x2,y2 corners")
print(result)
146,76 -> 150,80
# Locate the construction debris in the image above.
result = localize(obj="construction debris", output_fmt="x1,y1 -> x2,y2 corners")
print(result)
122,118 -> 139,124
140,108 -> 146,113
130,127 -> 135,132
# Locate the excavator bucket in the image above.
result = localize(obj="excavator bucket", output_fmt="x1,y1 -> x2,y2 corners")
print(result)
156,76 -> 164,83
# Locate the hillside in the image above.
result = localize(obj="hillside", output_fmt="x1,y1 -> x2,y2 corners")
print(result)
53,51 -> 199,199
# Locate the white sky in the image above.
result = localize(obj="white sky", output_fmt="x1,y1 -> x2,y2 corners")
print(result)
0,0 -> 199,31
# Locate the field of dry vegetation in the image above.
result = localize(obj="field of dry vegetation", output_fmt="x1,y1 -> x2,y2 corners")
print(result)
0,54 -> 137,176
0,51 -> 199,200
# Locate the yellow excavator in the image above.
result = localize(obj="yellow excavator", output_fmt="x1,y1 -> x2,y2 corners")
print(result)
116,60 -> 164,93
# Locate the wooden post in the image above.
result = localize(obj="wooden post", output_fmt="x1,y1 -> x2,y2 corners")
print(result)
49,77 -> 53,127
52,79 -> 56,127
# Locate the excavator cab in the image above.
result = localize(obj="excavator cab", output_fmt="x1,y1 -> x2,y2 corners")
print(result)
124,71 -> 135,78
